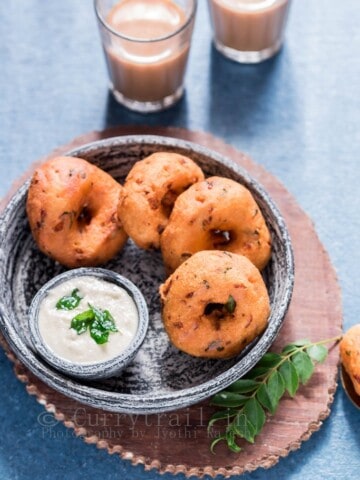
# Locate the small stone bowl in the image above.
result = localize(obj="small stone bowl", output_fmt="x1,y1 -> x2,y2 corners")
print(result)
28,268 -> 149,380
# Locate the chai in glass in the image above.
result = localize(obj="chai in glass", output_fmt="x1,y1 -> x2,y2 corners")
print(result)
208,0 -> 291,63
95,0 -> 196,112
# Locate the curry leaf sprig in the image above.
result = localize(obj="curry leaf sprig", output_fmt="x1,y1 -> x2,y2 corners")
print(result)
208,336 -> 342,454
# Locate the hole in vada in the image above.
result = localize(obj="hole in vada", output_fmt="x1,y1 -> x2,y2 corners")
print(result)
204,302 -> 228,317
77,206 -> 92,230
204,295 -> 237,326
211,229 -> 234,247
161,191 -> 176,217
161,184 -> 192,217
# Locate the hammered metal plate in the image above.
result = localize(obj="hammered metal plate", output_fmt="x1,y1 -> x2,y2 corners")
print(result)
0,135 -> 294,413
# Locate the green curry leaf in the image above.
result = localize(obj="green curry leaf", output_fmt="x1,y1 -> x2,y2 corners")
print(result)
208,335 -> 342,454
56,288 -> 83,310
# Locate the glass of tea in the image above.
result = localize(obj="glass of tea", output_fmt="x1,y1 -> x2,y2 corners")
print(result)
207,0 -> 291,63
95,0 -> 197,113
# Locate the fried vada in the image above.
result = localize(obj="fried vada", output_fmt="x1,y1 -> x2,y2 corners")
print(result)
340,325 -> 360,396
160,176 -> 271,273
26,156 -> 128,267
159,250 -> 270,359
118,152 -> 204,249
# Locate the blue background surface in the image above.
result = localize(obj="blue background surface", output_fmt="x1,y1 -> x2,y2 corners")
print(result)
1,0 -> 360,478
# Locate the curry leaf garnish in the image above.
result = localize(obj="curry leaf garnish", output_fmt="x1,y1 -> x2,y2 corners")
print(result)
70,303 -> 118,344
208,336 -> 341,454
56,288 -> 83,310
225,295 -> 236,314
204,295 -> 237,317
71,309 -> 94,334
89,304 -> 118,333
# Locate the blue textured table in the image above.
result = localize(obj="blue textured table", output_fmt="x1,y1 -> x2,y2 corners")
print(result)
1,1 -> 359,479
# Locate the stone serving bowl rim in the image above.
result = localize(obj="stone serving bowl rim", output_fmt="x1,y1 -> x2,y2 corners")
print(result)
0,134 -> 295,414
28,268 -> 149,381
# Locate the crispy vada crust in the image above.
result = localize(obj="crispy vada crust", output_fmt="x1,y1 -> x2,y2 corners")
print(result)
26,156 -> 128,267
118,152 -> 204,250
159,250 -> 270,359
160,176 -> 271,273
340,325 -> 360,396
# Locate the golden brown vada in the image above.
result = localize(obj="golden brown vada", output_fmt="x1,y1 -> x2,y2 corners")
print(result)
159,250 -> 270,359
340,325 -> 360,396
26,156 -> 128,267
117,152 -> 204,249
160,176 -> 271,273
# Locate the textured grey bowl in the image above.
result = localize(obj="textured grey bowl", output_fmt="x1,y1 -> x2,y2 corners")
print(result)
28,268 -> 149,380
0,135 -> 294,414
